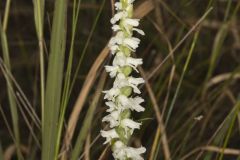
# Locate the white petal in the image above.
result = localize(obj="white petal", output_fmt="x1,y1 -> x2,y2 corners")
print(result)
125,146 -> 146,160
113,74 -> 142,94
113,73 -> 129,89
105,65 -> 119,78
113,140 -> 125,149
109,45 -> 119,55
109,32 -> 124,46
103,88 -> 120,101
129,97 -> 145,112
109,37 -> 116,46
129,84 -> 141,94
124,37 -> 140,50
124,18 -> 140,27
126,57 -> 143,67
121,118 -> 141,130
111,11 -> 127,24
112,140 -> 146,160
112,25 -> 121,31
102,110 -> 121,128
118,95 -> 145,112
118,95 -> 129,107
133,28 -> 145,35
128,77 -> 144,85
112,141 -> 126,160
113,54 -> 127,67
105,101 -> 117,112
101,129 -> 119,144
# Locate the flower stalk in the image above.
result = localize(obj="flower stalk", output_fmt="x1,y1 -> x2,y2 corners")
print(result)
101,0 -> 146,159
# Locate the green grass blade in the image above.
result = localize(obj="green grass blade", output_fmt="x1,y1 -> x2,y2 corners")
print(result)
218,101 -> 240,160
33,0 -> 45,130
41,0 -> 67,159
55,0 -> 82,157
165,31 -> 199,126
203,23 -> 229,95
68,0 -> 106,100
59,1 -> 106,157
0,4 -> 22,159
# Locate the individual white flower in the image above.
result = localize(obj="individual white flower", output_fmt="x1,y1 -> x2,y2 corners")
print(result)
112,141 -> 126,160
123,18 -> 140,27
112,24 -> 145,36
110,11 -> 128,24
113,140 -> 125,149
123,37 -> 140,51
113,53 -> 143,72
121,18 -> 141,34
113,73 -> 126,82
113,73 -> 144,94
109,32 -> 141,52
113,141 -> 146,160
121,118 -> 141,131
109,45 -> 119,55
102,110 -> 121,128
103,87 -> 120,101
112,25 -> 121,32
126,57 -> 143,68
125,146 -> 146,160
128,96 -> 145,112
105,101 -> 118,112
109,32 -> 124,46
128,76 -> 145,86
113,52 -> 127,67
101,129 -> 119,144
118,95 -> 145,112
105,65 -> 119,78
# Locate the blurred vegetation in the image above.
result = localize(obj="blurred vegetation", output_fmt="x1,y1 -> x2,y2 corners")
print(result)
0,0 -> 240,160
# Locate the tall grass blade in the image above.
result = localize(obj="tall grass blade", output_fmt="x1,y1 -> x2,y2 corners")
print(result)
55,0 -> 82,158
69,0 -> 106,98
0,59 -> 41,129
203,23 -> 229,95
0,2 -> 22,159
0,61 -> 41,147
33,0 -> 45,129
42,0 -> 67,159
219,101 -> 240,160
165,31 -> 199,126
203,99 -> 240,160
61,0 -> 106,156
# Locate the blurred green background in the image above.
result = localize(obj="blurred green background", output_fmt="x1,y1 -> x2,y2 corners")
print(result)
0,0 -> 240,159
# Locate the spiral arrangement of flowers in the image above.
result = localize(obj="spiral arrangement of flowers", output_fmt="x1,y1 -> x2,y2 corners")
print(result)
100,0 -> 146,159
